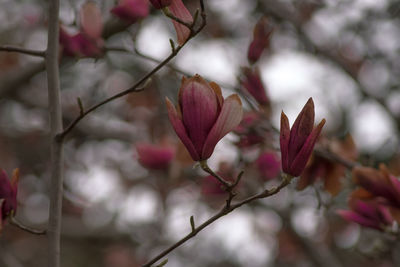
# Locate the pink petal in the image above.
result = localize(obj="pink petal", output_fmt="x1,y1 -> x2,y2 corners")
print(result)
256,152 -> 281,180
290,118 -> 325,176
136,143 -> 175,169
166,97 -> 200,161
280,111 -> 290,173
111,0 -> 149,24
202,94 -> 243,159
180,76 -> 219,155
169,0 -> 193,45
80,2 -> 103,39
0,199 -> 4,231
337,210 -> 381,230
288,98 -> 315,163
241,67 -> 269,106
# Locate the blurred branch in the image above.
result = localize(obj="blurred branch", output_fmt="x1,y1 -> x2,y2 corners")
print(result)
10,217 -> 46,235
58,0 -> 207,140
142,174 -> 293,267
46,1 -> 64,267
0,45 -> 45,57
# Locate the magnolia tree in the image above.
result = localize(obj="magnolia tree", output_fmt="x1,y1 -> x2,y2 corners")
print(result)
0,0 -> 400,266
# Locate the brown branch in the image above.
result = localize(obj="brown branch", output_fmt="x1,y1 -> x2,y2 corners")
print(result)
141,174 -> 293,267
9,217 -> 46,235
58,0 -> 207,140
0,45 -> 45,57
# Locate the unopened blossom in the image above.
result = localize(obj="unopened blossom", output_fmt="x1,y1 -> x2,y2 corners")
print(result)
352,165 -> 400,207
60,2 -> 104,57
0,169 -> 19,231
256,152 -> 281,180
150,0 -> 172,9
111,0 -> 149,24
166,75 -> 243,161
168,0 -> 193,45
280,98 -> 326,177
247,17 -> 273,64
337,199 -> 394,231
241,67 -> 270,107
136,143 -> 176,170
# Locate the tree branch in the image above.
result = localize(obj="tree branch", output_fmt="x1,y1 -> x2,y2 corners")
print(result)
141,174 -> 293,267
9,217 -> 46,235
58,0 -> 207,140
0,45 -> 45,57
45,1 -> 64,267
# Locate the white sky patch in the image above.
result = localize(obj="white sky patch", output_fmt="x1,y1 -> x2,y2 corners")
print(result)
207,134 -> 239,170
261,52 -> 322,102
210,210 -> 274,266
351,101 -> 396,152
68,165 -> 120,203
136,16 -> 175,59
292,207 -> 320,237
176,40 -> 239,85
117,186 -> 159,225
334,223 -> 360,249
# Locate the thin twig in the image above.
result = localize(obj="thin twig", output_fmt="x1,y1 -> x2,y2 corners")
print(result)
58,0 -> 207,140
0,45 -> 45,57
141,174 -> 292,267
9,217 -> 46,235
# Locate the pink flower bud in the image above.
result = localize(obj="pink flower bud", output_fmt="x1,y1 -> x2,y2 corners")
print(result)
111,0 -> 149,24
247,17 -> 273,64
59,2 -> 104,58
166,75 -> 243,161
241,67 -> 269,106
168,0 -> 193,45
280,98 -> 325,177
80,2 -> 103,40
136,143 -> 176,170
0,169 -> 19,230
256,152 -> 281,180
150,0 -> 172,9
337,199 -> 394,231
352,165 -> 400,207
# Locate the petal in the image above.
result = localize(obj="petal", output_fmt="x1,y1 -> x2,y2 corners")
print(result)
337,210 -> 381,230
136,143 -> 175,169
169,0 -> 193,45
0,169 -> 12,201
202,94 -> 243,159
80,2 -> 103,39
0,199 -> 4,232
11,169 -> 19,193
280,111 -> 290,173
181,76 -> 219,155
209,82 -> 224,109
288,98 -> 315,163
290,118 -> 325,176
166,97 -> 200,161
352,166 -> 394,201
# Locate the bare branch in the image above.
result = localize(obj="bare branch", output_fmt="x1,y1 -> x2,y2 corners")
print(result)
58,0 -> 207,140
9,217 -> 46,235
141,173 -> 293,267
46,1 -> 64,267
0,45 -> 45,57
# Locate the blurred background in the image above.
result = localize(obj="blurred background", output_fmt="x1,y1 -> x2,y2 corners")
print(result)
0,0 -> 400,266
